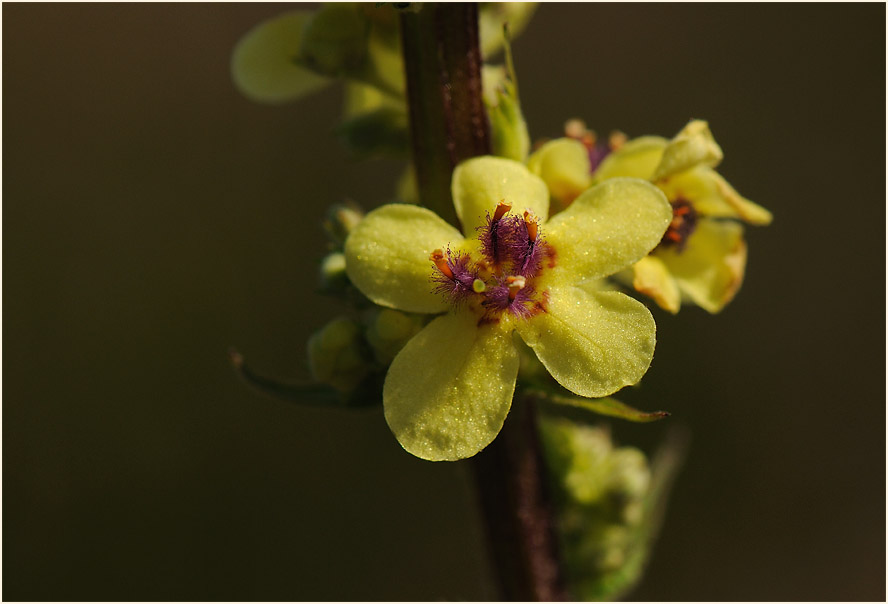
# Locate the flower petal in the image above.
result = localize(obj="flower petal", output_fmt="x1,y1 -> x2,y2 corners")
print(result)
231,11 -> 332,104
656,219 -> 747,313
345,204 -> 464,313
516,287 -> 656,398
632,256 -> 681,314
452,156 -> 549,236
384,311 -> 519,461
658,166 -> 772,225
652,120 -> 724,181
592,136 -> 667,182
527,138 -> 592,208
545,178 -> 672,282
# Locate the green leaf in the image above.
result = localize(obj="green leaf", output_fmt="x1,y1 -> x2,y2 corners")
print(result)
229,348 -> 382,408
536,390 -> 669,423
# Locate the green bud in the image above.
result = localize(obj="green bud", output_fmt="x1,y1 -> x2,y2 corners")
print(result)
318,251 -> 349,292
299,4 -> 369,78
307,317 -> 370,392
608,448 -> 651,501
595,525 -> 631,572
323,202 -> 364,247
364,308 -> 423,365
483,35 -> 530,161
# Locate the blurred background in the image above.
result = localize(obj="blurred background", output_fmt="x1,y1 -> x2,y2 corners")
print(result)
3,3 -> 885,601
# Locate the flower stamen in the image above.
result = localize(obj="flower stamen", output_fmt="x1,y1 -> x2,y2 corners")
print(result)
523,210 -> 539,242
507,275 -> 526,300
430,249 -> 454,279
493,200 -> 512,221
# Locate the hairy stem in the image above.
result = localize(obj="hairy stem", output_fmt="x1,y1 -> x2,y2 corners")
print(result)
401,6 -> 567,599
471,396 -> 569,601
400,3 -> 489,228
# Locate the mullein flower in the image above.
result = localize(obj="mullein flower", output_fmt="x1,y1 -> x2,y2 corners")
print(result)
592,120 -> 772,313
527,120 -> 628,212
530,120 -> 771,313
344,157 -> 671,460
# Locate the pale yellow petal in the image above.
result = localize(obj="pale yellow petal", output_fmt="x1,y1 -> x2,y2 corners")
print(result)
653,120 -> 723,181
592,136 -> 667,182
384,311 -> 519,461
452,156 -> 549,236
344,204 -> 464,313
632,256 -> 681,314
544,178 -> 672,282
657,219 -> 747,313
527,138 -> 592,207
516,287 -> 656,398
658,166 -> 772,225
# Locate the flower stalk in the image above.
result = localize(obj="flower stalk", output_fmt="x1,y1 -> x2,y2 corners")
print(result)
400,3 -> 489,227
400,5 -> 567,600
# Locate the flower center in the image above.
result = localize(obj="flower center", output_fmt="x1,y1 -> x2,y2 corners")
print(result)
430,203 -> 552,321
658,198 -> 698,252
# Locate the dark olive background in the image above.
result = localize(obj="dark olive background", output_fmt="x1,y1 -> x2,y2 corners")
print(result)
4,3 -> 885,601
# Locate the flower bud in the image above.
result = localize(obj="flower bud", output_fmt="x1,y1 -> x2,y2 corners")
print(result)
608,448 -> 651,502
323,202 -> 364,247
364,308 -> 423,365
307,317 -> 370,392
318,251 -> 349,292
483,42 -> 530,161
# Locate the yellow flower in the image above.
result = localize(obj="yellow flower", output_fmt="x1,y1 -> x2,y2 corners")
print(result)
344,157 -> 671,460
529,121 -> 772,313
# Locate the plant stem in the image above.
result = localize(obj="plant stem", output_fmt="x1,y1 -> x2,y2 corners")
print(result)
399,3 -> 489,228
471,396 -> 569,601
400,7 -> 567,599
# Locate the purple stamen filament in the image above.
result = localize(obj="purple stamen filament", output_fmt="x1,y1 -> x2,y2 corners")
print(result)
431,203 -> 552,319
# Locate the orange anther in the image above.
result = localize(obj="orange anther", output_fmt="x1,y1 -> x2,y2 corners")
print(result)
506,275 -> 526,300
523,210 -> 539,241
609,130 -> 628,151
493,200 -> 512,221
430,249 -> 453,279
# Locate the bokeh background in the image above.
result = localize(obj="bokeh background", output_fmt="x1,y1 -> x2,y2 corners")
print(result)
4,3 -> 885,601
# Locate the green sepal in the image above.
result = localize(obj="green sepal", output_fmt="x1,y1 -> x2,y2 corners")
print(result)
484,28 -> 530,162
535,390 -> 670,423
